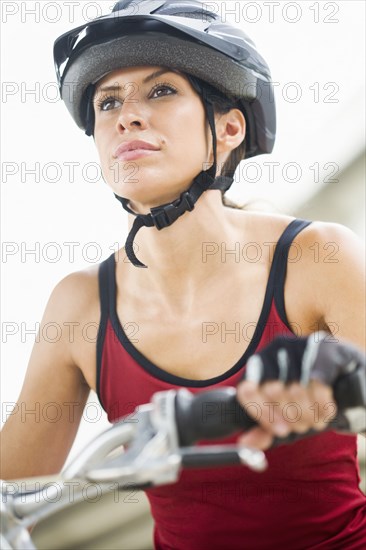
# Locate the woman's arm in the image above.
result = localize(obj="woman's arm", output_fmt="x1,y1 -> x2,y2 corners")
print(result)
236,221 -> 365,448
311,222 -> 365,350
0,274 -> 92,479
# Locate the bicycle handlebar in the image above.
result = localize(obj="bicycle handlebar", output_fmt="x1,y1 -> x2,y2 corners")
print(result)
175,358 -> 366,447
1,355 -> 365,549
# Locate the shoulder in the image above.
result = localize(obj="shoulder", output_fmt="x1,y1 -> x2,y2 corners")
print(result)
224,207 -> 295,244
291,220 -> 365,281
226,207 -> 364,262
50,263 -> 100,307
242,212 -> 365,270
287,220 -> 365,348
43,262 -> 102,327
292,219 -> 364,254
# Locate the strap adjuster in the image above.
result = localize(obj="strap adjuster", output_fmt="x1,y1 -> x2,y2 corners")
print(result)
150,191 -> 195,230
180,191 -> 195,212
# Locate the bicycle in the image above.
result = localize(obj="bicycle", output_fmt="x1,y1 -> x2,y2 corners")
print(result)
1,364 -> 366,550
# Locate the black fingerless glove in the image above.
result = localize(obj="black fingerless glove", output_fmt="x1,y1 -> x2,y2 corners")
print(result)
242,332 -> 366,433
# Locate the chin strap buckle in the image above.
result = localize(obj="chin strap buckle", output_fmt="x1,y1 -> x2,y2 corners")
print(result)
150,191 -> 195,230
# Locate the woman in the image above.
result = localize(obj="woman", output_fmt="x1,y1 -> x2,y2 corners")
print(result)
1,0 -> 365,548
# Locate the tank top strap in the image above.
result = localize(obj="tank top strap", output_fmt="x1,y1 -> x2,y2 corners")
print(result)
266,218 -> 312,327
96,252 -> 116,398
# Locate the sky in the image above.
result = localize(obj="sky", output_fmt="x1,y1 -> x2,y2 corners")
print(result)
1,0 -> 365,461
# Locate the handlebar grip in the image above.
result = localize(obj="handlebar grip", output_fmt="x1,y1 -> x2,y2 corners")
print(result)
175,387 -> 255,446
175,360 -> 366,446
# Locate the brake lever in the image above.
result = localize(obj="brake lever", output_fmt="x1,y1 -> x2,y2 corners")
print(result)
86,399 -> 182,487
62,421 -> 137,479
86,390 -> 267,487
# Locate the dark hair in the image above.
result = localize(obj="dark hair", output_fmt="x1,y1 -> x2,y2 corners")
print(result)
196,81 -> 246,177
195,79 -> 247,208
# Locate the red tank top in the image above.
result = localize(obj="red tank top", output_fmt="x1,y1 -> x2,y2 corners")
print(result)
97,219 -> 366,549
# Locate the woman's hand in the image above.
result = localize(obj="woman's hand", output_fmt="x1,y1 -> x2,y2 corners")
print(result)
236,377 -> 336,450
236,332 -> 366,450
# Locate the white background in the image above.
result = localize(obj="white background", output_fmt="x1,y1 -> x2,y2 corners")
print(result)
1,1 -> 365,463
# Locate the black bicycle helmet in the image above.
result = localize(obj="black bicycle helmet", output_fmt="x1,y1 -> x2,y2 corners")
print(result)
54,0 -> 276,267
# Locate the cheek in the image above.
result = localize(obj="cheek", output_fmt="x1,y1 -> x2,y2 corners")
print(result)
169,105 -> 209,162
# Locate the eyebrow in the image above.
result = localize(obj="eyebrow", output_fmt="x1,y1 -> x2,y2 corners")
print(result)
96,68 -> 183,94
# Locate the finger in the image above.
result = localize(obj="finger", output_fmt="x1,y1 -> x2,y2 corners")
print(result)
237,380 -> 290,437
308,379 -> 337,431
257,381 -> 301,436
284,383 -> 315,432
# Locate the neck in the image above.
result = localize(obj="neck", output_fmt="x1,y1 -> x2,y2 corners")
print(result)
123,191 -> 238,307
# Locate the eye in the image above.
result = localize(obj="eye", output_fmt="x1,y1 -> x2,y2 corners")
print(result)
150,83 -> 177,99
97,96 -> 122,112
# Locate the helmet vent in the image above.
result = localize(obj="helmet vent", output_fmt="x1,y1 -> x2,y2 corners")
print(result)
166,11 -> 215,21
157,1 -> 216,20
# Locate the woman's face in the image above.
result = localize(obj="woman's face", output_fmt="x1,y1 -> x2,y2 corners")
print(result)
93,65 -> 214,212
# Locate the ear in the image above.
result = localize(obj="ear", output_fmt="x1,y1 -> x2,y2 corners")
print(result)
215,109 -> 246,154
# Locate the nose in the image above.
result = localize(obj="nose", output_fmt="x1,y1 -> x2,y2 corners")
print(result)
115,99 -> 149,133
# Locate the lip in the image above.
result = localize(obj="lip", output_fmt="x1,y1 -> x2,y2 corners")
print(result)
113,140 -> 160,160
116,149 -> 160,161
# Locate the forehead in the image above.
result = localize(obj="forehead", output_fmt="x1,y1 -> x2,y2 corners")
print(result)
95,66 -> 188,90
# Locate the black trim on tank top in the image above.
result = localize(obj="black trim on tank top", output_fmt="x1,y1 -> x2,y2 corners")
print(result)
96,219 -> 312,389
96,257 -> 111,412
272,219 -> 312,330
96,218 -> 312,388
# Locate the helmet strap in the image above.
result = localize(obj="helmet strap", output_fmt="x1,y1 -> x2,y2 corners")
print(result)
84,84 -> 95,137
